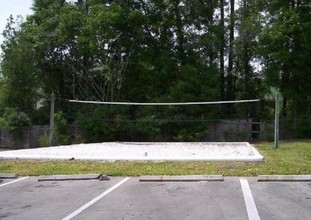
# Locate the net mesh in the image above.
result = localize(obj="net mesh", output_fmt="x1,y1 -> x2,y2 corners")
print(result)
66,99 -> 260,142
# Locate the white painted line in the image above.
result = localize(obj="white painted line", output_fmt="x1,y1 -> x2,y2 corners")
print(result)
0,176 -> 29,188
62,177 -> 130,220
240,178 -> 261,220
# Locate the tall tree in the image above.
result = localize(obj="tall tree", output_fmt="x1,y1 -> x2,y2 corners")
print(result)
235,0 -> 262,99
227,0 -> 235,101
1,16 -> 39,114
219,0 -> 226,101
259,0 -> 311,117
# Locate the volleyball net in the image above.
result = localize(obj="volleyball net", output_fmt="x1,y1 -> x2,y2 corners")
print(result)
67,99 -> 261,142
68,99 -> 260,106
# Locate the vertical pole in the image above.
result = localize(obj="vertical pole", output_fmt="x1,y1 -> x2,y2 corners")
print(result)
49,92 -> 55,146
274,93 -> 279,149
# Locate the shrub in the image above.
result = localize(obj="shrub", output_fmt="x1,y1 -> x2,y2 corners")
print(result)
38,134 -> 50,147
0,108 -> 31,136
54,111 -> 71,145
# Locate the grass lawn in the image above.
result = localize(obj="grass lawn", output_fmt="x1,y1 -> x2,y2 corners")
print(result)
0,141 -> 310,176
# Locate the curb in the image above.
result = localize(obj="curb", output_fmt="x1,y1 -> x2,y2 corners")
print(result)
258,175 -> 311,182
0,173 -> 18,179
38,174 -> 109,181
139,175 -> 224,182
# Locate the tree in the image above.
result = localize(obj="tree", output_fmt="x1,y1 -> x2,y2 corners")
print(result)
259,1 -> 311,117
235,0 -> 263,98
226,0 -> 235,102
1,15 -> 40,115
2,0 -> 285,141
219,0 -> 226,101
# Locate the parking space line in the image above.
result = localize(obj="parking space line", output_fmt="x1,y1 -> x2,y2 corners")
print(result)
62,177 -> 130,220
0,176 -> 29,188
240,178 -> 261,220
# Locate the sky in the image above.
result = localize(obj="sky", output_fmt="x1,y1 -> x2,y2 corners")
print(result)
0,0 -> 33,52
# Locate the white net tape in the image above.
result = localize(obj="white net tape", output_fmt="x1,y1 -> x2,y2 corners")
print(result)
69,99 -> 260,106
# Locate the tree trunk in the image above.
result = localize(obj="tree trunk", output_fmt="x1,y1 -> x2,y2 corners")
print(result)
242,0 -> 251,99
220,0 -> 225,100
227,0 -> 235,101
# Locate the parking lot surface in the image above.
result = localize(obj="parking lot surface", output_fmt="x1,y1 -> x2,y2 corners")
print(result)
0,176 -> 310,220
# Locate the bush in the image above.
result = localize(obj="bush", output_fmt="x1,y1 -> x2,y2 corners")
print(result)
54,111 -> 71,145
76,106 -> 132,142
0,108 -> 31,136
38,134 -> 50,147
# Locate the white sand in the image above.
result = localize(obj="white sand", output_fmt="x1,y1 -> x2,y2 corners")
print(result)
0,142 -> 264,162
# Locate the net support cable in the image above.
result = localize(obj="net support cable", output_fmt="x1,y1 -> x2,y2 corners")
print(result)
68,99 -> 260,106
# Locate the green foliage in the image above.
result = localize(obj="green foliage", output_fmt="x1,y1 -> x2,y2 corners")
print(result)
72,134 -> 85,144
0,77 -> 5,112
259,2 -> 311,118
1,16 -> 40,113
76,106 -> 132,142
0,108 -> 31,129
0,108 -> 31,136
1,0 -> 311,142
54,111 -> 71,145
38,134 -> 50,147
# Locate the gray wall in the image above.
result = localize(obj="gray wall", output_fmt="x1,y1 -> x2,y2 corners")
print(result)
0,120 -> 305,149
0,126 -> 49,149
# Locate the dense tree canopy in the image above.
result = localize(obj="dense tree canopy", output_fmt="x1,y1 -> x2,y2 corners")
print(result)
259,0 -> 311,117
1,0 -> 310,141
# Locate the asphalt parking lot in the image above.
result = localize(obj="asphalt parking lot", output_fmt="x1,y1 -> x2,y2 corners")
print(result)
0,176 -> 310,220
